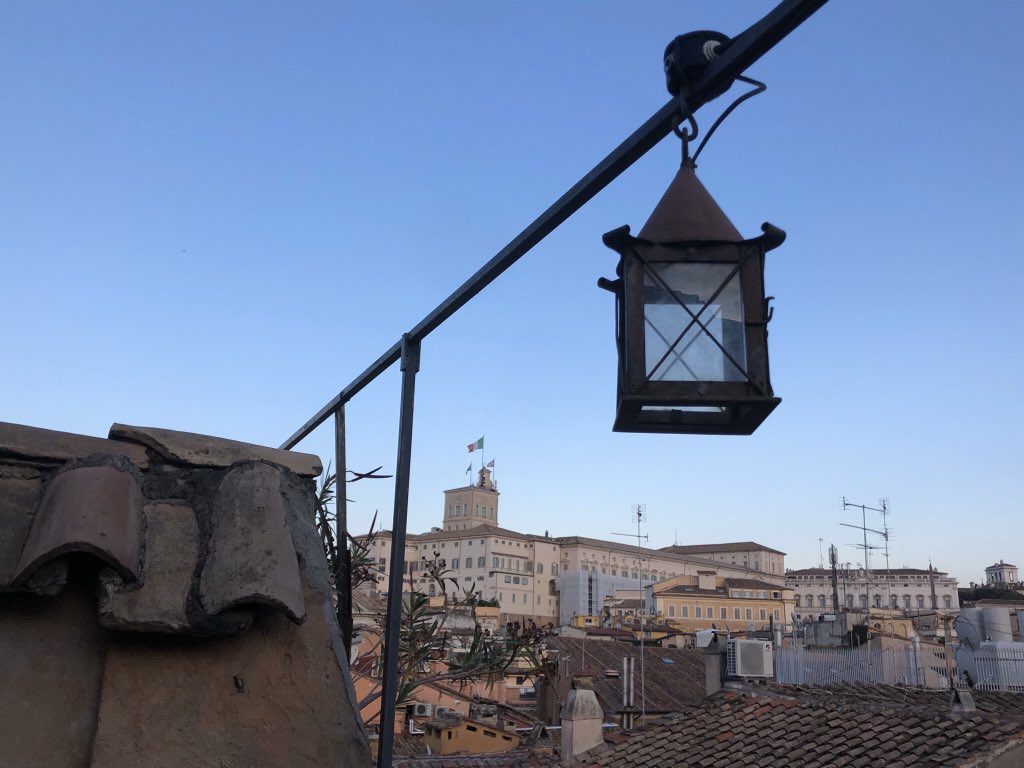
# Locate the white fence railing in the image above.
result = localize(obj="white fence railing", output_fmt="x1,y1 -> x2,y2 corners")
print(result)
958,645 -> 1024,691
775,643 -> 950,689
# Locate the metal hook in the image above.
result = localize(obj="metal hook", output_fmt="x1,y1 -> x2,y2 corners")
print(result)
671,112 -> 699,163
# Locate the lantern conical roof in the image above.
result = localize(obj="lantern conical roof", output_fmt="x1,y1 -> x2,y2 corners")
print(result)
638,160 -> 742,243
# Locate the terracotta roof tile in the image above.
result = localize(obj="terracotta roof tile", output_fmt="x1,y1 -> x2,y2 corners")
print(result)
545,637 -> 706,716
13,458 -> 144,586
2,423 -> 320,636
561,693 -> 1024,768
198,461 -> 305,623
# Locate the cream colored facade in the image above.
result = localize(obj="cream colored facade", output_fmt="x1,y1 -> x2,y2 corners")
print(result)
660,542 -> 786,576
986,560 -> 1020,585
557,537 -> 786,587
651,572 -> 795,632
358,467 -> 788,627
786,567 -> 959,620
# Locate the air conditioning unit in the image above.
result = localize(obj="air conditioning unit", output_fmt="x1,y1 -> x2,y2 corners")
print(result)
412,703 -> 434,718
727,639 -> 773,678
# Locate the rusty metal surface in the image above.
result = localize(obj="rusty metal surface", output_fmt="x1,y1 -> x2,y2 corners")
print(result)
638,161 -> 742,243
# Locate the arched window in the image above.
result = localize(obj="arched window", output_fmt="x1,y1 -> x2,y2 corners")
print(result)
890,595 -> 898,608
818,595 -> 827,608
873,594 -> 882,608
795,595 -> 801,607
903,595 -> 911,609
806,594 -> 814,608
916,595 -> 925,609
943,595 -> 951,608
537,563 -> 543,575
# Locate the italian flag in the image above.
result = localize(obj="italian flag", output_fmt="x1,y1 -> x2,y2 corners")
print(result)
467,437 -> 484,453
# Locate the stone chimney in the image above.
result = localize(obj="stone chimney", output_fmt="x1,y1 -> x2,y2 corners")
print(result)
560,676 -> 603,757
704,637 -> 725,697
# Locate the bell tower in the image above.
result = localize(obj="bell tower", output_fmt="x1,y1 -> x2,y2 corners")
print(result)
442,467 -> 499,531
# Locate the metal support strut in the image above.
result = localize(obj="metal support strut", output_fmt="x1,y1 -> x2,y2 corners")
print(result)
377,334 -> 421,768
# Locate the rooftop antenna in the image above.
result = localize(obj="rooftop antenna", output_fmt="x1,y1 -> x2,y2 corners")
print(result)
612,504 -> 648,723
818,537 -> 824,569
841,496 -> 892,612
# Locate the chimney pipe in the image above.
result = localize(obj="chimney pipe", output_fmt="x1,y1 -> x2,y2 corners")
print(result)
561,676 -> 604,758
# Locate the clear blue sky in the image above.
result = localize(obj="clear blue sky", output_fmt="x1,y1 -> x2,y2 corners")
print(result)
2,1 -> 1021,587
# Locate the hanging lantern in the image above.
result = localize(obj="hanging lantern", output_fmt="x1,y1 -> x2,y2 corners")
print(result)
599,160 -> 785,435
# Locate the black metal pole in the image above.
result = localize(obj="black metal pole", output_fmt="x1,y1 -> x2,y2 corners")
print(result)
376,334 -> 420,768
335,405 -> 354,659
278,0 -> 827,454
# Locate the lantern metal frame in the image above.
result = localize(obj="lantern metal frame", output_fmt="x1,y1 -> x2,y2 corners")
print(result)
603,221 -> 785,435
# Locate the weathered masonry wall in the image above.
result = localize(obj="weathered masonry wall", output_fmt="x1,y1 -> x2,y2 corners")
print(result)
0,421 -> 372,768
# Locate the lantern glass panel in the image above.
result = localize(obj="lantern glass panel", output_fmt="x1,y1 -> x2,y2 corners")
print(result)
642,262 -> 746,383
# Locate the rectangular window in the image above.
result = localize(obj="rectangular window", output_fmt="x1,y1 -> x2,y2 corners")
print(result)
759,609 -> 766,621
668,605 -> 675,618
773,609 -> 780,620
493,557 -> 499,568
734,608 -> 740,620
552,565 -> 558,576
695,606 -> 702,618
746,608 -> 752,620
681,607 -> 689,618
522,577 -> 529,586
452,558 -> 459,569
512,576 -> 520,584
478,557 -> 485,568
504,575 -> 512,583
721,607 -> 727,619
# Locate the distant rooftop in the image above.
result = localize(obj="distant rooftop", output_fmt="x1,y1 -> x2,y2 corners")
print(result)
563,688 -> 1024,767
660,541 -> 785,556
787,567 -> 949,576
